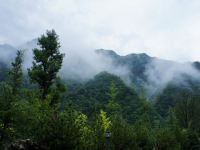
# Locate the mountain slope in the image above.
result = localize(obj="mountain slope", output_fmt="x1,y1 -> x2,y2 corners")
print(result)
95,49 -> 200,117
66,72 -> 145,122
0,43 -> 200,118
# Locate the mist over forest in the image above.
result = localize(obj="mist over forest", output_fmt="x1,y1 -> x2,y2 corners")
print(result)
0,33 -> 200,149
1,39 -> 200,97
1,1 -> 200,150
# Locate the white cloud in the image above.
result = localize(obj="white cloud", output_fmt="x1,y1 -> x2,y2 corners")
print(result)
0,0 -> 200,61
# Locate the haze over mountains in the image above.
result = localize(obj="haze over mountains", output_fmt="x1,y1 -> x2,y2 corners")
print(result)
0,39 -> 200,97
2,1 -> 200,148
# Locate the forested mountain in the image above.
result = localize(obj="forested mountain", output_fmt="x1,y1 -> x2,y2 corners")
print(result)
0,32 -> 200,149
96,49 -> 151,87
95,49 -> 200,117
96,49 -> 200,88
1,43 -> 199,88
66,72 -> 151,122
0,42 -> 200,119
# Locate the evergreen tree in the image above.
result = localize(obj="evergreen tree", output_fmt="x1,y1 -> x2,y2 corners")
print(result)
107,81 -> 121,115
0,50 -> 24,146
174,95 -> 200,130
0,83 -> 13,146
8,50 -> 24,96
111,114 -> 137,150
28,30 -> 64,100
94,110 -> 112,150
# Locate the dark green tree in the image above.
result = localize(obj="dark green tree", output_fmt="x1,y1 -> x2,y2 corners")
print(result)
28,30 -> 65,100
0,50 -> 24,146
174,95 -> 200,130
183,129 -> 200,150
8,50 -> 24,96
0,83 -> 13,146
106,81 -> 121,115
155,128 -> 181,150
111,114 -> 137,150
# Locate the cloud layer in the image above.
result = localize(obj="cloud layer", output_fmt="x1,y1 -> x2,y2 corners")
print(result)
1,0 -> 200,61
144,58 -> 200,96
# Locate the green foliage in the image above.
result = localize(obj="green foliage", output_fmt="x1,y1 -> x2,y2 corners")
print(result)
174,95 -> 200,130
66,72 -> 143,122
1,31 -> 200,150
28,30 -> 64,99
134,120 -> 155,150
93,110 -> 112,150
0,50 -> 24,147
182,129 -> 200,150
110,114 -> 137,150
155,85 -> 181,118
107,81 -> 121,115
0,83 -> 14,146
8,50 -> 24,96
75,113 -> 94,149
155,128 -> 181,150
155,82 -> 200,118
48,77 -> 67,106
13,98 -> 93,150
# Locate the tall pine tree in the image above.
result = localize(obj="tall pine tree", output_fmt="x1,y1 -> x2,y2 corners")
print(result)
28,30 -> 64,100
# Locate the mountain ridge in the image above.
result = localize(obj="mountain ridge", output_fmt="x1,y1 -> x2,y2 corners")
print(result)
0,41 -> 200,96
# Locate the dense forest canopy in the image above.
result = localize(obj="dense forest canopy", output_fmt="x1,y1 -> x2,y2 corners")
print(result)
0,30 -> 200,150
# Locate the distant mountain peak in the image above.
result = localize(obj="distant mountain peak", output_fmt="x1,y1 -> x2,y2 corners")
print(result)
0,43 -> 16,50
95,49 -> 119,57
125,52 -> 149,58
95,49 -> 151,59
123,53 -> 151,61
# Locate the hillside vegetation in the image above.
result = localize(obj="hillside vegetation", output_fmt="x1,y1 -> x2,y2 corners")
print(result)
0,30 -> 200,150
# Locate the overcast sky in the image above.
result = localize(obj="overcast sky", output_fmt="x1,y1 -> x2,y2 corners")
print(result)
1,0 -> 200,61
